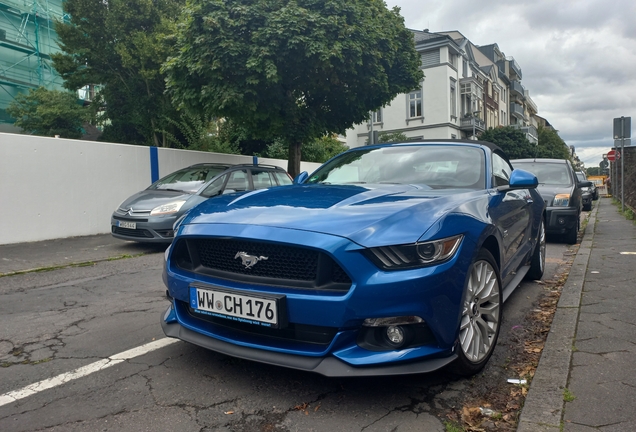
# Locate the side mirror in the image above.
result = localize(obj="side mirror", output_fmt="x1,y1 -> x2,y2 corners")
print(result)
294,172 -> 309,184
508,169 -> 538,189
579,180 -> 593,188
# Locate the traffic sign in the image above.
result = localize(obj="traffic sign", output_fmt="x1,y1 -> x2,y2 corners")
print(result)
607,150 -> 620,161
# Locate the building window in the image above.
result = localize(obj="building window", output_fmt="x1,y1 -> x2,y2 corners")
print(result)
463,60 -> 468,78
449,53 -> 458,68
372,109 -> 382,123
450,79 -> 457,118
421,50 -> 440,67
408,90 -> 422,118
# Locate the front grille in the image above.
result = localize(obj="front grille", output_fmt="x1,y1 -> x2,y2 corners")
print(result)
113,215 -> 149,223
117,208 -> 151,217
173,238 -> 352,292
186,301 -> 337,345
112,226 -> 153,238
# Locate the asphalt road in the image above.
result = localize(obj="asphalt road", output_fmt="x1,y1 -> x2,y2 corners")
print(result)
0,237 -> 575,432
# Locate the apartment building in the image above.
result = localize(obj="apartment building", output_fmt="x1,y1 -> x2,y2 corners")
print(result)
345,29 -> 539,148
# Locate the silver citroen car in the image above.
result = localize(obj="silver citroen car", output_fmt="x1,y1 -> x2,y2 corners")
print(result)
111,163 -> 292,243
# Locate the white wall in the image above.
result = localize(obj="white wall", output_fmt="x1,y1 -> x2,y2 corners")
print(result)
0,133 -> 320,245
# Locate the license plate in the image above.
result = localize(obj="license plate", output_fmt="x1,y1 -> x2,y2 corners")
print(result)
189,285 -> 285,328
117,221 -> 136,229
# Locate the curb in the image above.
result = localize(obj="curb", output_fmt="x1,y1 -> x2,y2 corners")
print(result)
516,201 -> 599,431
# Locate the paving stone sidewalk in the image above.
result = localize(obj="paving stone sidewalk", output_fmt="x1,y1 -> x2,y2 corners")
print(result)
518,197 -> 636,431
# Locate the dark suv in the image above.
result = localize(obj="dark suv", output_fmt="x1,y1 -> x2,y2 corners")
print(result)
511,158 -> 591,244
576,171 -> 598,207
111,163 -> 292,243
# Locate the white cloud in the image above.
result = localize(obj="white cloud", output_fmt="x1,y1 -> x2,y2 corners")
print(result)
387,0 -> 636,166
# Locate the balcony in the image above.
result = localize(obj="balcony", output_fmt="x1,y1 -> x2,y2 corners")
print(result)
507,56 -> 522,80
510,81 -> 525,99
510,103 -> 525,120
512,124 -> 538,145
460,116 -> 485,134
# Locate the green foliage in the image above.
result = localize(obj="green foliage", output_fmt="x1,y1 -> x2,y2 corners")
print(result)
563,388 -> 576,402
586,167 -> 601,176
6,87 -> 90,138
52,0 -> 185,146
303,136 -> 350,163
164,0 -> 423,175
478,126 -> 535,159
264,135 -> 349,163
536,125 -> 571,160
158,114 -> 240,154
378,131 -> 408,143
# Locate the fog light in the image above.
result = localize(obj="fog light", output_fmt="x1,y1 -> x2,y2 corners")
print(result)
558,217 -> 566,225
386,326 -> 404,344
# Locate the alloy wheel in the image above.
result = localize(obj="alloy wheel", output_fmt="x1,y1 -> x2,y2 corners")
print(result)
459,260 -> 501,363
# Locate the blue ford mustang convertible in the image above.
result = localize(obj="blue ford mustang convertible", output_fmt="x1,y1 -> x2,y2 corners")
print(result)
161,140 -> 545,376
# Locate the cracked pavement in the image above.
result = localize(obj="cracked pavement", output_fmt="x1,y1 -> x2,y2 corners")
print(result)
0,235 -> 572,432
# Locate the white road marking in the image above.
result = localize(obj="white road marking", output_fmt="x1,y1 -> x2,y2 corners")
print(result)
0,338 -> 179,407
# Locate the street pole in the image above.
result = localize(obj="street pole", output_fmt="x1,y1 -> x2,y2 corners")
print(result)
369,111 -> 374,146
620,116 -> 625,212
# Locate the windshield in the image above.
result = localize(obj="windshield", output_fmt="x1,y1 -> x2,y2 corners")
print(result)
513,162 -> 572,186
306,145 -> 486,189
149,166 -> 228,193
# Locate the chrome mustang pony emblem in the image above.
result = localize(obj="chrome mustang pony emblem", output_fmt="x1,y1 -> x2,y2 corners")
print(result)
234,252 -> 268,269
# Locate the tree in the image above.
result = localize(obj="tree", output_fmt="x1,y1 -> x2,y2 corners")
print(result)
264,135 -> 349,164
6,87 -> 90,138
378,131 -> 408,143
164,0 -> 423,177
52,0 -> 184,146
478,126 -> 535,159
535,125 -> 571,160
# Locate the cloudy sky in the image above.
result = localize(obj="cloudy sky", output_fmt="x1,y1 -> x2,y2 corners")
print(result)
387,0 -> 636,168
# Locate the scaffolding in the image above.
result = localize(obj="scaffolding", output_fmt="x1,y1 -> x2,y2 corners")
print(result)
0,0 -> 67,125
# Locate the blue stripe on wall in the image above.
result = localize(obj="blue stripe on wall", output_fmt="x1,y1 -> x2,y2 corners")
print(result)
150,147 -> 159,183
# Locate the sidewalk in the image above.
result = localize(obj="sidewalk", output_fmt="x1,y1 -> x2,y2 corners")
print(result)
518,197 -> 636,431
0,234 -> 165,276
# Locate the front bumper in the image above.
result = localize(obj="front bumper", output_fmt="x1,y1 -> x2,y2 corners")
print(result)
161,304 -> 456,377
546,207 -> 578,234
111,215 -> 179,243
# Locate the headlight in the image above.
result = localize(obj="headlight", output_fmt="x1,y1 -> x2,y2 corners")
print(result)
150,201 -> 186,215
366,234 -> 463,270
553,194 -> 570,206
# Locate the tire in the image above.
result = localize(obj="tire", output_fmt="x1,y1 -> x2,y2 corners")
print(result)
525,218 -> 546,280
565,214 -> 579,244
583,203 -> 592,211
449,249 -> 502,376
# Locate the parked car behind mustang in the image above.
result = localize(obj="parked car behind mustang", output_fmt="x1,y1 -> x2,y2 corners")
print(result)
111,163 -> 292,243
511,158 -> 591,244
576,171 -> 598,204
161,140 -> 545,377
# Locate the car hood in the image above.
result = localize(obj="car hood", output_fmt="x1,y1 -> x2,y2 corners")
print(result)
119,189 -> 193,211
183,184 -> 488,247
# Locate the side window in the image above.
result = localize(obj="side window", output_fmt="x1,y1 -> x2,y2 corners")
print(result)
273,171 -> 292,186
200,175 -> 227,198
492,153 -> 512,187
252,170 -> 275,190
226,170 -> 249,192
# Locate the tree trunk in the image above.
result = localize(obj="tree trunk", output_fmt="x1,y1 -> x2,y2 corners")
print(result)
287,140 -> 302,179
